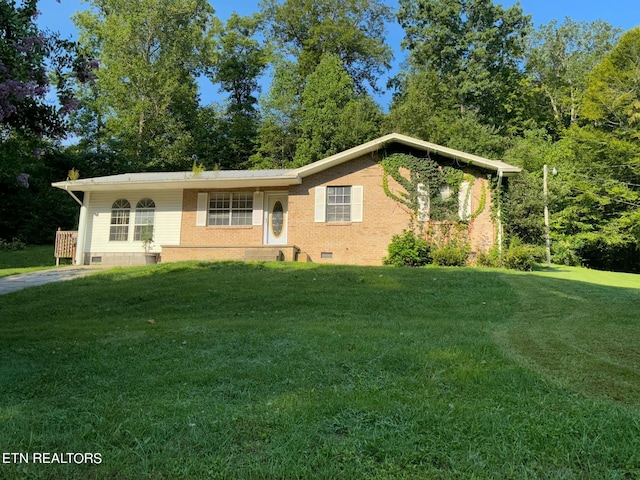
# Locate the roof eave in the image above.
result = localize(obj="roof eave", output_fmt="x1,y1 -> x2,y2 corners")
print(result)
293,133 -> 522,177
52,175 -> 302,192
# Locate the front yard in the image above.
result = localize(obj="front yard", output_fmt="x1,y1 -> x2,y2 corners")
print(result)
1,261 -> 639,478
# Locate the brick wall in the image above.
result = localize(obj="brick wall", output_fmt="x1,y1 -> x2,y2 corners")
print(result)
174,155 -> 498,266
180,188 -> 281,246
288,154 -> 412,265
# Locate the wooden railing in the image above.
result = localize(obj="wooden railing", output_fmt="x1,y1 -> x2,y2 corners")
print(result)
54,229 -> 78,265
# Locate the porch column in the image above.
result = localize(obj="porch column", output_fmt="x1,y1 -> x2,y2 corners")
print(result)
75,191 -> 90,265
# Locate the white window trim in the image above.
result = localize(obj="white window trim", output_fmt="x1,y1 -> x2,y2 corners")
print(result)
198,192 -> 255,227
133,198 -> 156,241
314,185 -> 363,223
109,198 -> 131,242
416,180 -> 473,222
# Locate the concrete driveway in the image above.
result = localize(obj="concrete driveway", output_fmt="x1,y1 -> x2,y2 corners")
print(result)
0,266 -> 106,295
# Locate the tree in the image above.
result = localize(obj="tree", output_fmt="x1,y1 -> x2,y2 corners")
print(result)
547,126 -> 640,271
385,70 -> 507,158
1,0 -> 95,243
198,13 -> 269,169
74,0 -> 219,170
582,27 -> 640,137
253,0 -> 392,167
1,0 -> 89,138
526,18 -> 620,133
260,0 -> 393,92
293,54 -> 382,166
397,0 -> 531,129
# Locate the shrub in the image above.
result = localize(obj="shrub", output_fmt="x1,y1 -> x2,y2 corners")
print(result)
552,239 -> 582,266
431,241 -> 470,267
477,246 -> 502,268
383,230 -> 432,267
0,238 -> 27,251
502,241 -> 544,271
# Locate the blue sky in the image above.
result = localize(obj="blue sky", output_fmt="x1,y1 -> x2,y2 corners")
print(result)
36,0 -> 640,107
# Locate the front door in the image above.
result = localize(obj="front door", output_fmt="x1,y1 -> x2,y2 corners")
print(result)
264,193 -> 288,245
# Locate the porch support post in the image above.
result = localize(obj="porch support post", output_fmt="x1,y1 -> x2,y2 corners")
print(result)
75,191 -> 90,265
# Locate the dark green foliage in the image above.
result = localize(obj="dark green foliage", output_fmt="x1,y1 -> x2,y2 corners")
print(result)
0,238 -> 26,250
379,153 -> 464,222
476,243 -> 543,271
502,171 -> 545,245
0,137 -> 79,244
261,0 -> 393,92
526,19 -> 621,134
383,230 -> 432,266
477,246 -> 502,268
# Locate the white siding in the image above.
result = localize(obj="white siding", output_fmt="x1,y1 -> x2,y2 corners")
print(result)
84,190 -> 183,255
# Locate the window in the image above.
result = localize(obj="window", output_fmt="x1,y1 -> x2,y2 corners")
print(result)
208,192 -> 253,226
314,186 -> 363,223
326,186 -> 352,222
416,181 -> 473,222
109,199 -> 130,241
134,198 -> 156,241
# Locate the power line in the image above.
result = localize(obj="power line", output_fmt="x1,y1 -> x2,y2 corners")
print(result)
572,172 -> 640,188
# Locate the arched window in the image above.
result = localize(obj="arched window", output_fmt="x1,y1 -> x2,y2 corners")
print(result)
134,198 -> 156,241
109,199 -> 131,241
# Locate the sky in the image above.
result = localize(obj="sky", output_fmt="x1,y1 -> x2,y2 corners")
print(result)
35,0 -> 640,108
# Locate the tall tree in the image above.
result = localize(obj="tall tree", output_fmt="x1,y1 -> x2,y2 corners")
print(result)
255,0 -> 392,167
397,0 -> 531,129
526,18 -> 620,133
293,54 -> 381,166
385,69 -> 507,157
74,0 -> 219,170
1,0 -> 88,138
582,27 -> 640,137
196,13 -> 269,169
260,0 -> 393,92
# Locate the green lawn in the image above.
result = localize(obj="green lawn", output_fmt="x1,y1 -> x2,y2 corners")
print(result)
0,245 -> 65,278
1,261 -> 639,479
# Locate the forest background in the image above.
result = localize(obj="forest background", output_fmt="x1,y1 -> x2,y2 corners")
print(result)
2,0 -> 640,272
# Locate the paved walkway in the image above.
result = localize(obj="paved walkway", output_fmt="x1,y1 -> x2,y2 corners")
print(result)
0,266 -> 107,295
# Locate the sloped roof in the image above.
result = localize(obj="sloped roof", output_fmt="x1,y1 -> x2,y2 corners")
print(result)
294,133 -> 521,178
52,133 -> 521,192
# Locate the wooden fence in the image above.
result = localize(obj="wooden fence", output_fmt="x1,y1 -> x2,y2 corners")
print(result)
54,229 -> 78,265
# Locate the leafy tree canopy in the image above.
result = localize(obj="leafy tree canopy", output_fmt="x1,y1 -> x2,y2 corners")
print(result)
74,0 -> 220,170
582,27 -> 640,137
261,0 -> 393,93
397,0 -> 531,129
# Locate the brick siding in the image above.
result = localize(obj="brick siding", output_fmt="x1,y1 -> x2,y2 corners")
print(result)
168,154 -> 498,266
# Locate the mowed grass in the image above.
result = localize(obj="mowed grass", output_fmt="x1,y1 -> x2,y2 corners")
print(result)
0,245 -> 62,278
0,261 -> 639,479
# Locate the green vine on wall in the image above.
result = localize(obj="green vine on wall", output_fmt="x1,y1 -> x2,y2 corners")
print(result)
379,153 -> 480,224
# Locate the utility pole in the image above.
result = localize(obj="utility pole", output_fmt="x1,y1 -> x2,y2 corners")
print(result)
543,164 -> 556,268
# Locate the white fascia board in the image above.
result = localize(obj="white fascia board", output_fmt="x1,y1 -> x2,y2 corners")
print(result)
51,175 -> 302,192
293,133 -> 522,178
